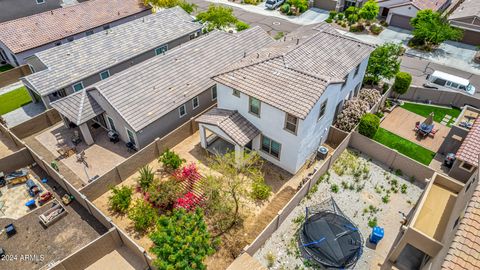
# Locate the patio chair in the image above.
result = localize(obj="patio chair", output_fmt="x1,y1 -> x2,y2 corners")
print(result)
414,121 -> 420,131
428,129 -> 438,138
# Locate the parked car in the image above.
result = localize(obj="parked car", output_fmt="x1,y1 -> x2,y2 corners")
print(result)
424,71 -> 476,95
265,0 -> 284,10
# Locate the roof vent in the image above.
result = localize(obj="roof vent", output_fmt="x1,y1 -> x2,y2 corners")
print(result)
51,11 -> 53,15
296,38 -> 299,45
243,51 -> 246,58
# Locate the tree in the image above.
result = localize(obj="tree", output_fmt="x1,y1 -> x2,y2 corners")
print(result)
359,0 -> 379,22
287,0 -> 308,14
158,148 -> 185,171
149,208 -> 217,270
108,186 -> 133,213
393,72 -> 412,97
202,151 -> 265,236
128,199 -> 157,232
137,165 -> 155,191
196,5 -> 238,31
358,113 -> 380,138
235,21 -> 250,31
365,43 -> 402,85
144,0 -> 197,14
410,10 -> 463,48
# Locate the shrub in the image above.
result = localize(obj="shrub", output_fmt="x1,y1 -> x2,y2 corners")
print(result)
287,0 -> 308,13
331,184 -> 339,193
337,13 -> 344,20
145,178 -> 182,209
368,217 -> 378,228
382,82 -> 390,93
401,184 -> 408,194
158,148 -> 185,171
348,14 -> 359,25
235,21 -> 250,31
359,113 -> 380,138
274,31 -> 285,40
108,186 -> 133,213
325,18 -> 333,23
335,98 -> 370,132
137,165 -> 155,190
128,199 -> 157,232
177,0 -> 197,14
358,88 -> 382,107
345,6 -> 357,17
243,0 -> 259,4
375,111 -> 384,119
328,10 -> 337,20
370,24 -> 383,35
175,192 -> 203,211
265,251 -> 276,267
251,180 -> 271,200
280,3 -> 290,14
349,23 -> 364,32
382,194 -> 390,203
393,72 -> 412,96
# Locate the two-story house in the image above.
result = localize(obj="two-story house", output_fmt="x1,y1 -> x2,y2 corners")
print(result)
196,24 -> 374,174
0,0 -> 151,67
48,27 -> 273,148
21,7 -> 201,108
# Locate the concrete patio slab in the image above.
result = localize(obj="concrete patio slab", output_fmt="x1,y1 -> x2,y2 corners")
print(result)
380,107 -> 450,152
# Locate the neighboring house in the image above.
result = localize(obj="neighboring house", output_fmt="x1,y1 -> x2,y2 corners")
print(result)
449,117 -> 480,182
449,0 -> 480,45
313,0 -> 363,12
196,24 -> 374,174
21,7 -> 202,109
49,27 -> 273,149
386,171 -> 479,270
0,0 -> 88,23
0,0 -> 151,67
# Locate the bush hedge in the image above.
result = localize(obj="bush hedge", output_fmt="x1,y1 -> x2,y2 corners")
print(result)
393,72 -> 412,96
359,113 -> 380,138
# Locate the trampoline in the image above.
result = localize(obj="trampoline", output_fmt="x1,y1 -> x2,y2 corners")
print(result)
299,198 -> 363,269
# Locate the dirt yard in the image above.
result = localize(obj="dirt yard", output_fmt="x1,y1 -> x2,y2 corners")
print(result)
254,149 -> 424,269
0,131 -> 18,158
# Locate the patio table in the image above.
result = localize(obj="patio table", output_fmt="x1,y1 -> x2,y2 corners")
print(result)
418,123 -> 434,136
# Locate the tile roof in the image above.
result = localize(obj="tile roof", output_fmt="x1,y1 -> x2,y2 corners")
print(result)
456,117 -> 480,165
196,108 -> 260,146
449,0 -> 480,20
0,0 -> 149,53
50,89 -> 104,125
22,7 -> 201,97
441,180 -> 480,270
90,27 -> 273,132
213,23 -> 375,119
411,0 -> 450,10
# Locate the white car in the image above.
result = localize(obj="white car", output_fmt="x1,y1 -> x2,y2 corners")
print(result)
424,71 -> 476,95
265,0 -> 284,10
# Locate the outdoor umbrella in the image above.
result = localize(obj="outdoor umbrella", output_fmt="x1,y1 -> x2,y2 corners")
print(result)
423,112 -> 434,126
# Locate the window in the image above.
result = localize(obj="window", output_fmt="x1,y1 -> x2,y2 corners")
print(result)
232,89 -> 240,97
36,0 -> 45,4
285,113 -> 298,134
189,33 -> 196,40
318,100 -> 328,120
99,70 -> 110,80
211,85 -> 217,100
354,63 -> 360,76
86,30 -> 94,36
126,128 -> 137,147
179,104 -> 186,117
103,25 -> 110,30
55,41 -> 62,46
106,115 -> 116,132
28,64 -> 35,73
192,96 -> 199,109
73,82 -> 84,92
261,135 -> 281,159
67,36 -> 74,42
433,78 -> 447,86
461,161 -> 474,172
249,97 -> 261,117
155,45 -> 168,56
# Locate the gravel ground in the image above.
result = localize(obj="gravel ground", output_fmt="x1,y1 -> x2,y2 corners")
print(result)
254,149 -> 424,269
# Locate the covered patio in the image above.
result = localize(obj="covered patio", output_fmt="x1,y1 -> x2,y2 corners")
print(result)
380,107 -> 451,152
196,108 -> 260,161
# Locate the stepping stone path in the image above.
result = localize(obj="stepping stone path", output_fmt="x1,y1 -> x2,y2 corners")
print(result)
440,115 -> 452,126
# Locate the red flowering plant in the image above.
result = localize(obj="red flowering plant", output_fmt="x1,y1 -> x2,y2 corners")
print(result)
173,162 -> 202,191
174,192 -> 203,211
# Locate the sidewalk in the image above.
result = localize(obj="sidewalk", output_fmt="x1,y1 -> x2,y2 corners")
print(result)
337,27 -> 480,75
205,0 -> 328,25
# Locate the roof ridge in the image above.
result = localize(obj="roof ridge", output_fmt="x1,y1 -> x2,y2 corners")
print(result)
76,90 -> 87,125
215,53 -> 285,78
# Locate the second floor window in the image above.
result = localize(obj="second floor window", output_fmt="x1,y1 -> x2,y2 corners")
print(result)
73,82 -> 84,92
155,45 -> 168,56
318,100 -> 327,120
249,97 -> 260,117
86,30 -> 94,36
67,37 -> 74,42
211,85 -> 217,100
192,96 -> 199,109
179,104 -> 186,117
103,25 -> 110,30
100,70 -> 110,80
285,113 -> 298,134
36,0 -> 45,4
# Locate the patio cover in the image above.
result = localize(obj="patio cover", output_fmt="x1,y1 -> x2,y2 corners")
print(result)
196,108 -> 260,147
456,117 -> 480,165
50,89 -> 104,126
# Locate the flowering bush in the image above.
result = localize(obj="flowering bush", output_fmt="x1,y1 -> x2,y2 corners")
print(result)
145,178 -> 182,209
358,88 -> 381,107
335,99 -> 370,132
175,192 -> 203,211
173,162 -> 202,191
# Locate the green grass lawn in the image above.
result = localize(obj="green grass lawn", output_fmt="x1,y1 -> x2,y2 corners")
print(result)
0,64 -> 14,73
0,86 -> 32,115
400,102 -> 461,126
373,128 -> 436,165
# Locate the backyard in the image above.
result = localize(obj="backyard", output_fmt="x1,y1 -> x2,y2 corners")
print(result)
253,149 -> 423,269
0,64 -> 13,73
0,86 -> 32,115
373,128 -> 436,165
400,102 -> 461,127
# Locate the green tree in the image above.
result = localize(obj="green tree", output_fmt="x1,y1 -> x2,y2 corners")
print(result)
196,5 -> 238,31
359,0 -> 379,22
128,199 -> 157,232
158,148 -> 185,171
358,113 -> 380,138
235,21 -> 250,31
287,0 -> 308,14
108,186 -> 133,213
150,208 -> 217,270
144,0 -> 197,14
393,72 -> 412,97
365,43 -> 402,85
410,10 -> 463,48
